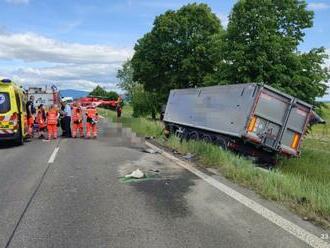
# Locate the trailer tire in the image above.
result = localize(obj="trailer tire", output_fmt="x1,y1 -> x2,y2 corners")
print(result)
174,127 -> 185,140
216,137 -> 227,150
188,130 -> 199,140
202,134 -> 212,143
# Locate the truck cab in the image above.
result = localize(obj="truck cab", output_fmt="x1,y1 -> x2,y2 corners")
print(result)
0,79 -> 28,145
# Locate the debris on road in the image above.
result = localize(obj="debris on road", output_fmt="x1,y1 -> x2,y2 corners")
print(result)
149,169 -> 160,173
143,148 -> 160,154
171,149 -> 181,155
125,169 -> 145,179
182,153 -> 194,160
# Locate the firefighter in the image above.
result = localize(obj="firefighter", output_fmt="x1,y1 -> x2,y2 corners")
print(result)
36,104 -> 47,139
85,104 -> 99,139
47,104 -> 59,140
72,102 -> 84,138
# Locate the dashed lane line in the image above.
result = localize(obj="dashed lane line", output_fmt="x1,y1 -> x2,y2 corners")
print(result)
145,141 -> 330,248
48,147 -> 60,164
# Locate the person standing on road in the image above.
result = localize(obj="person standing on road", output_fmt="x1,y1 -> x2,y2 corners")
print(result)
59,101 -> 66,136
61,100 -> 72,138
116,96 -> 122,118
47,104 -> 59,140
26,95 -> 36,137
85,104 -> 99,139
36,104 -> 47,139
72,102 -> 84,138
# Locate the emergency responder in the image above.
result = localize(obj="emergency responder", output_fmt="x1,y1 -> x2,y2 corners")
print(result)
85,104 -> 99,138
36,104 -> 47,139
26,95 -> 36,137
59,101 -> 66,136
60,100 -> 72,138
116,96 -> 122,118
47,104 -> 59,140
72,102 -> 84,138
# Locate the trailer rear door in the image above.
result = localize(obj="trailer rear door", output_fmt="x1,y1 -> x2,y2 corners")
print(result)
245,87 -> 292,151
279,102 -> 311,155
245,86 -> 312,156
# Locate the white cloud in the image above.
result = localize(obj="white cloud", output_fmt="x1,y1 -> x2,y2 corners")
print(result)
14,64 -> 119,81
217,13 -> 229,28
0,32 -> 132,91
6,63 -> 122,91
308,2 -> 330,10
0,32 -> 133,64
5,0 -> 29,4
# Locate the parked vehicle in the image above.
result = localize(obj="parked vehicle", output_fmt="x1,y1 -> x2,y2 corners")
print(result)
0,79 -> 28,145
163,83 -> 325,163
77,96 -> 117,109
27,85 -> 60,109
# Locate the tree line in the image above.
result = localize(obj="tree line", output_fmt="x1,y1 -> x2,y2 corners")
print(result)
89,85 -> 119,100
117,1 -> 329,118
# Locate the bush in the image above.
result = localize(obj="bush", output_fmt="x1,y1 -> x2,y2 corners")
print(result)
131,84 -> 159,118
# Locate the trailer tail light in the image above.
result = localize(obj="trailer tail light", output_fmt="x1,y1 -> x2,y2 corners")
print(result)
247,116 -> 257,132
291,133 -> 300,150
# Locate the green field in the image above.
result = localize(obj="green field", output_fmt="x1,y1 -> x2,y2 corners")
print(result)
99,104 -> 330,228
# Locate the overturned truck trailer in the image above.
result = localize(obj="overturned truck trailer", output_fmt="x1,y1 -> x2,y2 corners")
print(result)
163,83 -> 324,162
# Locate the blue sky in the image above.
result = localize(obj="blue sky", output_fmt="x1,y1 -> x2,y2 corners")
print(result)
0,0 -> 329,99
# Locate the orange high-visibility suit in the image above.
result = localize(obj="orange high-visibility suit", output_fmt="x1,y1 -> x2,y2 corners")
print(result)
86,107 -> 98,138
47,108 -> 58,140
72,106 -> 84,138
36,110 -> 47,130
27,116 -> 34,136
36,109 -> 47,138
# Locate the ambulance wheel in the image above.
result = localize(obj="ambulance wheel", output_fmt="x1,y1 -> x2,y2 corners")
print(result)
15,124 -> 24,146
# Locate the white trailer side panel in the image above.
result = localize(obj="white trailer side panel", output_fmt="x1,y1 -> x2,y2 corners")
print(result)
164,84 -> 258,137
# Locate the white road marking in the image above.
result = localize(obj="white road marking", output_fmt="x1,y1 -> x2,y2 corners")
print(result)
48,147 -> 59,164
146,141 -> 330,248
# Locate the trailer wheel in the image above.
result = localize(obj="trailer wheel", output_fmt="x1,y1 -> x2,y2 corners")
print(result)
202,134 -> 212,143
188,131 -> 199,140
174,127 -> 185,140
216,137 -> 227,150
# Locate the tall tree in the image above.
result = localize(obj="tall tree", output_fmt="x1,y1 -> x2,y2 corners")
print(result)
132,3 -> 224,104
116,59 -> 137,100
89,85 -> 108,97
89,86 -> 119,100
221,0 -> 329,106
107,91 -> 119,100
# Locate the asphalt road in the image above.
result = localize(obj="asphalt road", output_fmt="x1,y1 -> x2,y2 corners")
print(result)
0,119 -> 328,248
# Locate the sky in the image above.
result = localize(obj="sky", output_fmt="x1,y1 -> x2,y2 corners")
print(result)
0,0 -> 329,100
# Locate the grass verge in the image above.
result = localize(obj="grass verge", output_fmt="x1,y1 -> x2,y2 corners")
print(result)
99,105 -> 330,229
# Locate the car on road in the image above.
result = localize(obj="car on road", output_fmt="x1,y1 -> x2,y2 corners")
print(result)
0,79 -> 28,145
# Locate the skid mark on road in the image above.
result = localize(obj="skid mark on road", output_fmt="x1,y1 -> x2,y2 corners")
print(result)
146,142 -> 330,248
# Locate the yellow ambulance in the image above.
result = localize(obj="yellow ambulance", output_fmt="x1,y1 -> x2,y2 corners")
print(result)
0,79 -> 28,145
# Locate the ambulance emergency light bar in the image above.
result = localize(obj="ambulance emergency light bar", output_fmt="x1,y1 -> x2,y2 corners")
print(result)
1,79 -> 12,83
